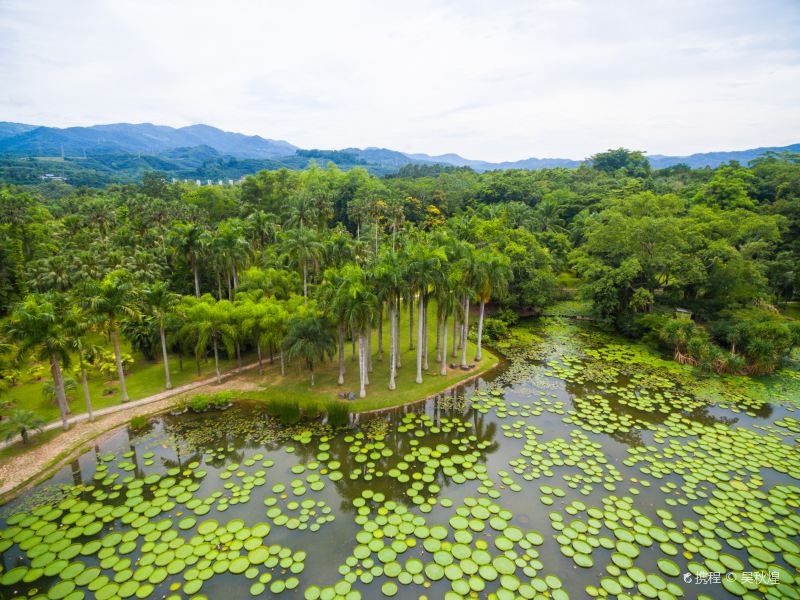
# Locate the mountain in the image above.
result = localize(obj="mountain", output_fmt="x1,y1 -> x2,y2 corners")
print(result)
403,152 -> 581,171
0,122 -> 37,140
0,122 -> 296,159
0,121 -> 797,185
647,144 -> 800,169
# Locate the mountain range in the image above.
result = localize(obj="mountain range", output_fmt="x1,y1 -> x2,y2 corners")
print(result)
0,121 -> 797,185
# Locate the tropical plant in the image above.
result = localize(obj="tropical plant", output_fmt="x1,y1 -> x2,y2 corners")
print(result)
3,292 -> 73,429
1,409 -> 46,444
282,311 -> 336,386
83,270 -> 141,402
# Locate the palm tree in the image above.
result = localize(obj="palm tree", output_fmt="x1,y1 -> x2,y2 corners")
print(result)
245,210 -> 280,252
262,297 -> 291,376
405,243 -> 446,384
180,295 -> 236,384
283,312 -> 336,386
1,410 -> 46,444
282,227 -> 324,299
168,222 -> 205,297
213,220 -> 251,296
455,245 -> 479,368
374,251 -> 406,390
337,265 -> 377,397
317,268 -> 349,385
233,294 -> 277,374
64,306 -> 100,421
473,249 -> 512,361
3,292 -> 72,429
142,282 -> 180,389
83,270 -> 140,402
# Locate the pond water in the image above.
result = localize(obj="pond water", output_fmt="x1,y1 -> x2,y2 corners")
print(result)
1,318 -> 799,600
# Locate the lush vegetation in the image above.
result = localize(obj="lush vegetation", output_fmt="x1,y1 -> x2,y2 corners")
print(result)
0,149 -> 798,432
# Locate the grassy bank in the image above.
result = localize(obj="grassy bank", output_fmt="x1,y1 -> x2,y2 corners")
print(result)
4,300 -> 497,425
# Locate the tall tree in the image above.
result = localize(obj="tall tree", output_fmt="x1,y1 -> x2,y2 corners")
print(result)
3,292 -> 73,429
282,227 -> 324,299
283,312 -> 336,386
180,295 -> 236,384
473,249 -> 512,361
405,243 -> 446,384
84,270 -> 141,403
168,222 -> 205,297
143,282 -> 180,389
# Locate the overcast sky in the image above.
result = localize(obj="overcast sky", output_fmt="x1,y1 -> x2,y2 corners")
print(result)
1,0 -> 799,161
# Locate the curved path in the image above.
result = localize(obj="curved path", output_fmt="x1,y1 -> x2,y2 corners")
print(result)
0,362 -> 259,500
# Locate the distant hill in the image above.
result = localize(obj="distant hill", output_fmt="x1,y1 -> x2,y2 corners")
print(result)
648,144 -> 800,169
403,151 -> 581,170
0,122 -> 296,159
0,120 -> 797,185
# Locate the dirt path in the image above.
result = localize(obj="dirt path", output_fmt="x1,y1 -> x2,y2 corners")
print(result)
0,361 -> 259,501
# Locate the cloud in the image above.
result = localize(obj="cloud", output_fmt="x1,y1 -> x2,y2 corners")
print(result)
0,0 -> 798,161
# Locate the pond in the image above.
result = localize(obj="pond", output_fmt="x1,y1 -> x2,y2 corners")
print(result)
1,318 -> 799,600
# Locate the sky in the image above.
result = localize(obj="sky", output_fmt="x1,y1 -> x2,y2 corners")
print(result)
0,0 -> 799,162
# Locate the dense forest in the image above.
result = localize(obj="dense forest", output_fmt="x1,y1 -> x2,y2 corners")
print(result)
1,148 -> 799,430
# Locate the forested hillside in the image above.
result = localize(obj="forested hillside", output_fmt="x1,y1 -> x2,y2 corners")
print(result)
1,148 -> 799,428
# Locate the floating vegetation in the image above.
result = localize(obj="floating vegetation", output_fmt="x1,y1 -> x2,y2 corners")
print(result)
2,318 -> 799,599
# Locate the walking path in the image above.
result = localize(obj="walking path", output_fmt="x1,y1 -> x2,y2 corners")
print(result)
0,362 -> 258,499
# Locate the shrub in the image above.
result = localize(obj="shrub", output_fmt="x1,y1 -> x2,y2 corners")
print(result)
97,350 -> 134,377
267,398 -> 301,425
190,395 -> 210,412
129,415 -> 148,432
325,402 -> 350,429
188,392 -> 233,412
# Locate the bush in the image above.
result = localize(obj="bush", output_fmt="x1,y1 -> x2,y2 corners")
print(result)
130,415 -> 149,432
97,350 -> 134,377
188,392 -> 233,412
267,398 -> 301,425
325,402 -> 350,429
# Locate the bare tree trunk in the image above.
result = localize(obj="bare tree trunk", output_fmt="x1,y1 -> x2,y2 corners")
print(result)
279,349 -> 285,376
461,296 -> 470,368
192,257 -> 200,297
232,265 -> 238,290
338,324 -> 345,385
435,309 -> 442,362
422,295 -> 429,370
408,295 -> 415,350
212,336 -> 221,384
111,328 -> 129,402
377,304 -> 383,362
303,263 -> 308,299
395,294 -> 402,368
452,311 -> 459,358
256,339 -> 263,375
80,363 -> 93,421
160,322 -> 172,389
310,362 -> 315,386
367,322 -> 373,376
351,327 -> 356,361
476,299 -> 485,361
440,308 -> 449,376
389,303 -> 397,390
358,332 -> 367,398
416,293 -> 425,383
235,341 -> 242,368
50,355 -> 69,430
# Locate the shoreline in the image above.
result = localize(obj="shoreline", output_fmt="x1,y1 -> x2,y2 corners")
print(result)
0,357 -> 500,505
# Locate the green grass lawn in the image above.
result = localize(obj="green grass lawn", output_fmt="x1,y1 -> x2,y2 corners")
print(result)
5,339 -> 245,423
228,303 -> 498,413
4,301 -> 498,422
